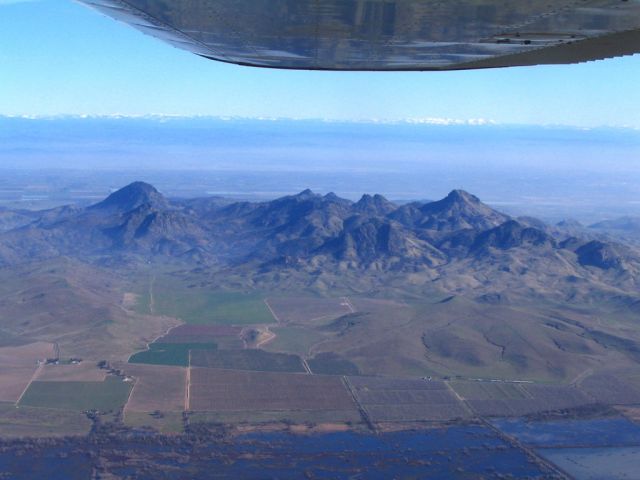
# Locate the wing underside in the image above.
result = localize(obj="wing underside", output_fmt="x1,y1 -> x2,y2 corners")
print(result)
79,0 -> 640,71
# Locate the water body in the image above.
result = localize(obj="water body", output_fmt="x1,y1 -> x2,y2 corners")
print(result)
539,447 -> 640,480
492,417 -> 640,448
0,426 -> 552,479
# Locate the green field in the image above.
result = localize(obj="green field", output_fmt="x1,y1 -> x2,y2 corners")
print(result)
263,326 -> 328,357
124,411 -> 184,434
19,377 -> 132,412
138,282 -> 273,325
190,349 -> 306,373
308,353 -> 360,375
129,342 -> 217,367
0,402 -> 91,437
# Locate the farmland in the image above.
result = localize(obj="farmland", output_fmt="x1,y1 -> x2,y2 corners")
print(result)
157,325 -> 243,347
189,349 -> 306,373
450,381 -> 595,417
346,377 -> 470,422
0,366 -> 40,403
307,353 -> 360,375
189,368 -> 358,413
265,296 -> 353,324
19,376 -> 132,412
0,402 -> 91,437
34,362 -> 107,382
188,409 -> 364,425
129,342 -> 217,367
0,342 -> 55,365
136,280 -> 274,325
262,326 -> 328,357
578,371 -> 640,405
0,341 -> 57,402
124,411 -> 184,434
122,364 -> 187,413
449,381 -> 530,401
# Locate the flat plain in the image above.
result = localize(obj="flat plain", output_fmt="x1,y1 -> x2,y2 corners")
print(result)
0,341 -> 56,402
346,377 -> 470,422
265,296 -> 353,324
137,281 -> 274,325
19,376 -> 132,412
540,447 -> 640,480
122,363 -> 187,413
189,367 -> 358,413
0,366 -> 41,403
0,402 -> 91,437
123,410 -> 184,434
578,371 -> 640,405
34,362 -> 107,382
129,342 -> 217,367
189,349 -> 306,373
157,325 -> 244,346
452,381 -> 594,417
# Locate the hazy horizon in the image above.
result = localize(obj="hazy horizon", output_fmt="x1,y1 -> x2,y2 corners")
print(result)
1,116 -> 639,224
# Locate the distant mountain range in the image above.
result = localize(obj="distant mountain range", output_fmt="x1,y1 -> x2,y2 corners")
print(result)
0,182 -> 638,303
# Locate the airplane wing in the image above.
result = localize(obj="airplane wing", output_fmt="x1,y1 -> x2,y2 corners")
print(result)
78,0 -> 640,71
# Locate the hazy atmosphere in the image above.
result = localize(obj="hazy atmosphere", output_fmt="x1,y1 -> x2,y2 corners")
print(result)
1,116 -> 639,223
1,1 -> 640,478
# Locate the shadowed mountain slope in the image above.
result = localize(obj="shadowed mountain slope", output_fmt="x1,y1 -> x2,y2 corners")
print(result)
0,182 -> 638,301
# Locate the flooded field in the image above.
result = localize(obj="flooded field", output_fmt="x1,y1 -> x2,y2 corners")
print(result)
3,410 -> 640,478
492,417 -> 640,480
0,426 -> 555,479
492,417 -> 640,448
539,447 -> 640,480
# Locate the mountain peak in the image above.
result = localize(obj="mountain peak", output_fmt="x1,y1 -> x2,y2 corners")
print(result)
444,189 -> 479,205
353,193 -> 396,216
297,189 -> 315,197
90,181 -> 168,212
410,189 -> 509,232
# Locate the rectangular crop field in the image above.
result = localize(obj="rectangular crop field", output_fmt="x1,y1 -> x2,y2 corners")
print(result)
129,342 -> 217,367
124,411 -> 184,434
124,364 -> 187,412
19,376 -> 132,412
158,325 -> 243,347
455,381 -> 595,417
189,409 -> 363,425
307,353 -> 360,376
449,381 -> 530,401
189,368 -> 358,413
0,403 -> 91,437
189,349 -> 305,373
141,285 -> 274,325
346,377 -> 469,422
578,373 -> 640,405
265,297 -> 353,324
0,342 -> 59,402
262,326 -> 328,357
0,342 -> 55,366
0,366 -> 39,403
34,362 -> 107,382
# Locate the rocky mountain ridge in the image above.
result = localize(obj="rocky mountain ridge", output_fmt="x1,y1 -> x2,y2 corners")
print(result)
0,182 -> 638,301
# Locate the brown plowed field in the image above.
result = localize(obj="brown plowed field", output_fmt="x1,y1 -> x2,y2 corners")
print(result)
34,362 -> 107,382
189,368 -> 357,412
124,364 -> 187,412
347,377 -> 470,422
0,342 -> 56,402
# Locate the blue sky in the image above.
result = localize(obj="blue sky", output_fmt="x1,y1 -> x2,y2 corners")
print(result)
1,0 -> 639,127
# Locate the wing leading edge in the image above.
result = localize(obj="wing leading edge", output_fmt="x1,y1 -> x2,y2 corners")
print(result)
78,0 -> 640,71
